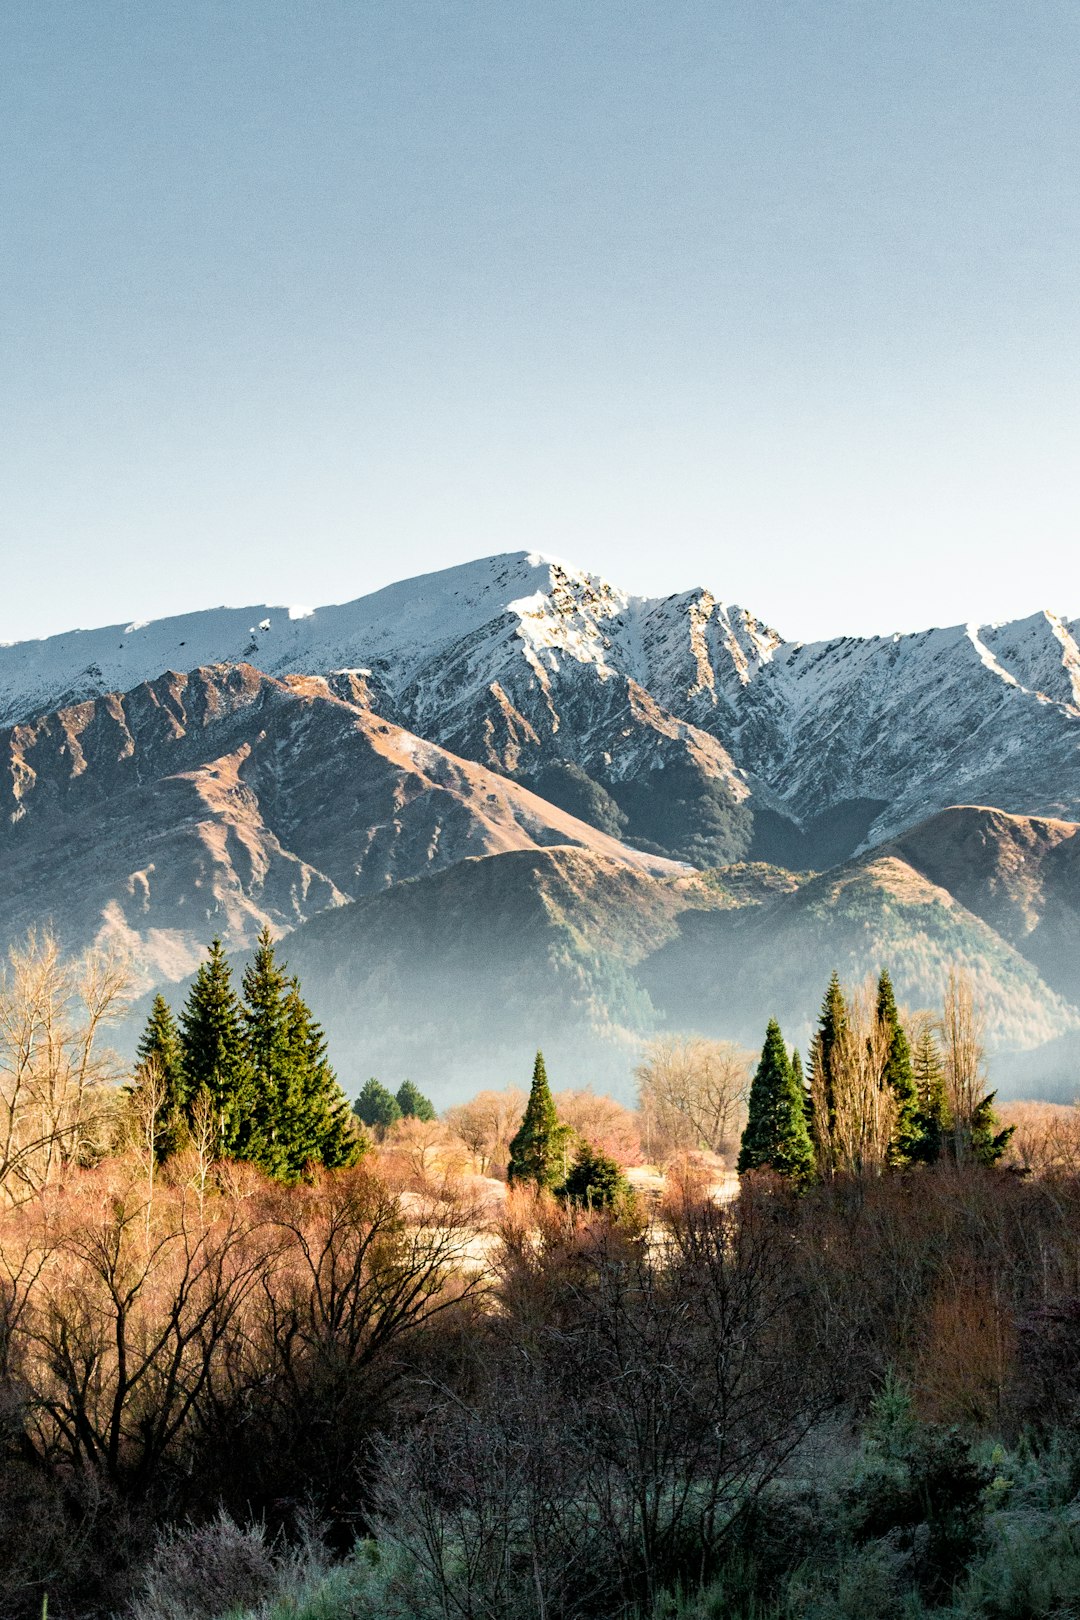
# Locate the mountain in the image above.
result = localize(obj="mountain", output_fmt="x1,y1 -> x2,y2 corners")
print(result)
0,662 -> 678,984
3,552 -> 1078,865
642,842 -> 1079,1063
884,806 -> 1080,1007
2,552 -> 1078,1102
195,830 -> 1076,1105
230,846 -> 723,1103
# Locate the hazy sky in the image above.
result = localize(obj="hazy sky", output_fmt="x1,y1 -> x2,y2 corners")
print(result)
2,1 -> 1078,644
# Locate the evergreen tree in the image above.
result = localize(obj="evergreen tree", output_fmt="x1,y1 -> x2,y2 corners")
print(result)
396,1080 -> 436,1122
132,994 -> 188,1161
241,927 -> 294,1176
738,1020 -> 815,1182
876,970 -> 923,1165
558,1140 -> 633,1211
969,1091 -> 1014,1167
911,1024 -> 950,1164
354,1078 -> 403,1139
283,984 -> 359,1174
808,972 -> 848,1167
179,939 -> 255,1160
507,1052 -> 572,1190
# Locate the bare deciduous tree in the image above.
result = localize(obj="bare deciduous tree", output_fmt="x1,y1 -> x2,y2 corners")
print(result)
0,931 -> 130,1204
444,1088 -> 526,1176
636,1036 -> 751,1163
940,967 -> 987,1148
809,978 -> 895,1177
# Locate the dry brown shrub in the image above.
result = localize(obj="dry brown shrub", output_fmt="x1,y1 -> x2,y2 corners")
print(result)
914,1274 -> 1015,1430
554,1088 -> 643,1165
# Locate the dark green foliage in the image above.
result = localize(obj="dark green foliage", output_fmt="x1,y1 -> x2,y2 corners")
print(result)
241,928 -> 295,1176
969,1090 -> 1014,1167
845,1396 -> 992,1601
738,1020 -> 815,1181
807,972 -> 847,1167
281,984 -> 359,1173
524,761 -> 629,839
558,1140 -> 633,1211
911,1024 -> 950,1164
507,1051 -> 572,1189
132,994 -> 188,1161
353,1078 -> 403,1138
172,932 -> 358,1178
179,939 -> 255,1160
396,1080 -> 436,1122
876,970 -> 922,1165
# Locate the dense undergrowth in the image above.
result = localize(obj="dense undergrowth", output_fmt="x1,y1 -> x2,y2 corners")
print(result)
2,1161 -> 1080,1618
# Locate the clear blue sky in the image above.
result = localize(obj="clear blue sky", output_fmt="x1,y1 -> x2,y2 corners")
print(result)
2,1 -> 1077,644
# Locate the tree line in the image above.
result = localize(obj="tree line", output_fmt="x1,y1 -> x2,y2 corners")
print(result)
132,929 -> 359,1181
738,967 -> 1014,1182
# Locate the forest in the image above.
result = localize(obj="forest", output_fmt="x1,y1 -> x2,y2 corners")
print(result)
0,928 -> 1077,1620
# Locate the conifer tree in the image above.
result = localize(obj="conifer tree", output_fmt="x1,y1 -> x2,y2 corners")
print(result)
911,1023 -> 950,1164
133,994 -> 188,1161
738,1020 -> 815,1182
283,984 -> 359,1174
179,939 -> 255,1160
876,970 -> 922,1165
396,1080 -> 436,1122
354,1078 -> 403,1139
241,927 -> 294,1176
808,973 -> 848,1173
558,1140 -> 633,1211
507,1052 -> 572,1190
969,1091 -> 1014,1167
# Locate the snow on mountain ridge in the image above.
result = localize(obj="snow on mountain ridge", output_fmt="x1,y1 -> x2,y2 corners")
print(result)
1,550 -> 1077,856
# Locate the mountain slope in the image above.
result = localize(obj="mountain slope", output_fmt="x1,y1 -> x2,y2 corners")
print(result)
884,805 -> 1080,1005
248,847 -> 722,1102
641,845 -> 1079,1060
0,662 -> 678,983
3,552 -> 1077,864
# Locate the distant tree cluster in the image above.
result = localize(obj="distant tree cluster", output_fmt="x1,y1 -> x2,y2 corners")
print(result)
738,967 -> 1013,1183
132,930 -> 359,1180
353,1076 -> 437,1138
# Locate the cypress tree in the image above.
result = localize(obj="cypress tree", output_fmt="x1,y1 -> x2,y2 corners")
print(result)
179,939 -> 255,1160
396,1080 -> 436,1122
876,970 -> 922,1165
507,1052 -> 572,1190
738,1020 -> 815,1182
911,1024 -> 950,1164
354,1078 -> 403,1139
133,994 -> 188,1161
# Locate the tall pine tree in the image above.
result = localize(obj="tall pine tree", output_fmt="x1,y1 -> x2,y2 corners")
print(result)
738,1020 -> 815,1182
282,983 -> 359,1175
133,994 -> 188,1162
876,970 -> 922,1165
242,927 -> 294,1176
911,1023 -> 950,1164
507,1052 -> 572,1190
808,972 -> 848,1174
179,939 -> 256,1160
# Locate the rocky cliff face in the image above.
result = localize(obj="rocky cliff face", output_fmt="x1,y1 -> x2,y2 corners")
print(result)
2,552 -> 1076,863
0,662 -> 678,983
